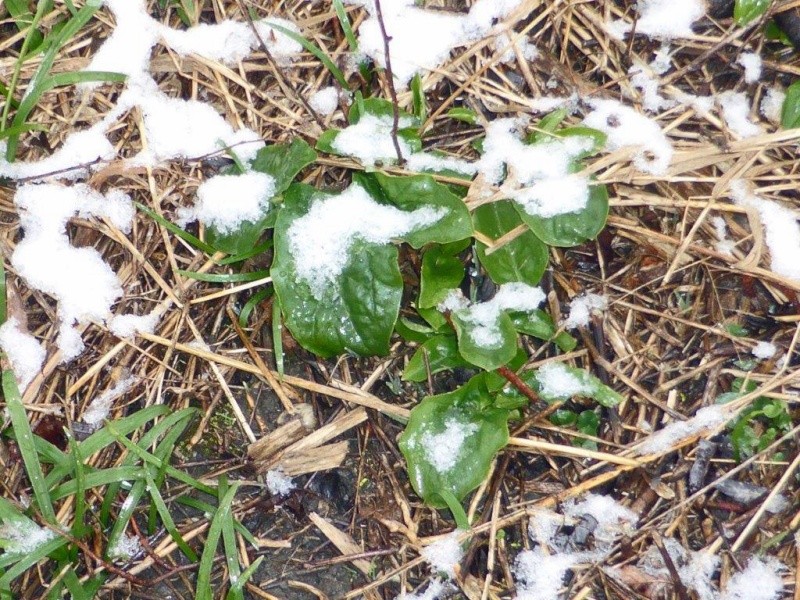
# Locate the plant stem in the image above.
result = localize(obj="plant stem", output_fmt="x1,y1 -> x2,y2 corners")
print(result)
372,0 -> 405,164
496,365 -> 540,405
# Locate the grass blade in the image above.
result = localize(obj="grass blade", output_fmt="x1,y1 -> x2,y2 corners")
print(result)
2,370 -> 56,522
177,269 -> 271,283
263,21 -> 350,89
196,482 -> 240,600
332,0 -> 359,53
134,201 -> 217,255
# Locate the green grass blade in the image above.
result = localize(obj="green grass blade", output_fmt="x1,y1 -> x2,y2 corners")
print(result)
272,296 -> 284,378
220,481 -> 242,600
0,123 -> 47,142
0,535 -> 68,584
45,405 -> 171,487
2,370 -> 56,522
143,470 -> 198,562
5,2 -> 102,160
50,466 -> 146,501
226,556 -> 264,599
67,434 -> 87,538
0,258 -> 6,324
263,21 -> 350,89
177,269 -> 271,283
196,483 -> 239,600
237,288 -> 271,328
216,241 -> 272,265
332,0 -> 359,53
134,201 -> 217,254
1,0 -> 49,133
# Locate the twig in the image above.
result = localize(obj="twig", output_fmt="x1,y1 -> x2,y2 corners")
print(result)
496,366 -> 540,406
235,0 -> 325,128
372,0 -> 404,164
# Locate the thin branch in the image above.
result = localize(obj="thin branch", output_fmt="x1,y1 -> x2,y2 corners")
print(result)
372,0 -> 405,164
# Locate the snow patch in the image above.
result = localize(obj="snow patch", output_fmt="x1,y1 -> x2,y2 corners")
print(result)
718,92 -> 762,139
563,293 -> 607,329
421,417 -> 478,473
606,0 -> 706,41
83,375 -> 136,427
178,171 -> 276,234
635,405 -> 731,455
421,530 -> 464,579
309,86 -> 340,116
0,318 -> 46,390
752,341 -> 777,359
266,469 -> 296,497
287,184 -> 446,296
737,52 -> 762,84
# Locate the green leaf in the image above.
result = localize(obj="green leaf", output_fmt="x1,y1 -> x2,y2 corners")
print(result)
447,107 -> 478,125
271,184 -> 403,357
518,181 -> 609,247
250,138 -> 317,195
529,364 -> 622,406
554,127 -> 607,158
549,409 -> 578,426
526,108 -> 568,143
398,376 -> 509,507
451,310 -> 519,372
734,0 -> 772,25
403,335 -> 472,381
419,244 -> 466,309
348,97 -> 418,127
365,172 -> 473,246
474,200 -> 548,286
205,139 -> 316,254
411,74 -> 427,122
196,482 -> 240,600
781,80 -> 800,129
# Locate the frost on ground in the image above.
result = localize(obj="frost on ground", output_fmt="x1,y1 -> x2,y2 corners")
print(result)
287,184 -> 446,296
562,293 -> 607,329
0,318 -> 46,390
83,375 -> 136,427
0,518 -> 57,556
266,469 -> 296,497
421,530 -> 464,579
634,405 -> 732,455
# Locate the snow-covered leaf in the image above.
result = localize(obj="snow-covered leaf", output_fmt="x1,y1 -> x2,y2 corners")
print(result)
399,376 -> 509,508
518,180 -> 609,247
206,139 -> 316,254
452,309 -> 518,371
271,184 -> 403,357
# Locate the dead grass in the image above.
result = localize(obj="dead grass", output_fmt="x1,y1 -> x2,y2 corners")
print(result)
1,0 -> 799,598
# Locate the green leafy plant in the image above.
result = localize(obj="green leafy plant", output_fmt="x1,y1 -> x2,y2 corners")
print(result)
734,0 -> 772,26
716,378 -> 791,460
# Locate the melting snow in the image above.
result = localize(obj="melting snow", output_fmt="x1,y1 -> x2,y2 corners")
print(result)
349,0 -> 525,87
287,184 -> 446,296
266,469 -> 296,497
83,375 -> 136,427
309,86 -> 340,116
108,533 -> 142,560
635,405 -> 731,455
0,318 -> 46,390
177,171 -> 276,234
583,99 -> 673,175
729,180 -> 800,282
737,52 -> 762,84
421,530 -> 464,579
0,519 -> 57,555
718,92 -> 763,139
440,284 -> 546,348
420,417 -> 478,473
606,0 -> 706,41
11,184 -> 134,360
563,293 -> 607,329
